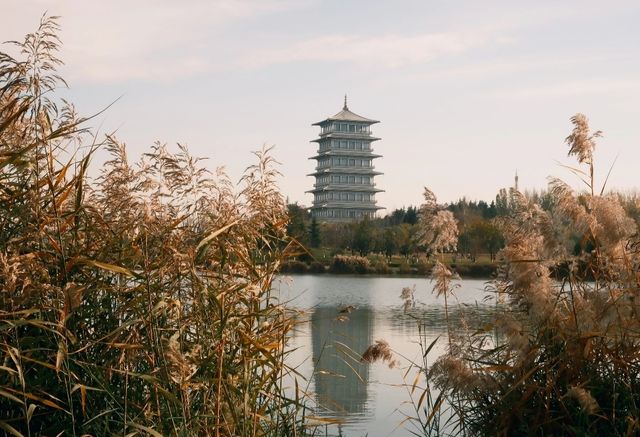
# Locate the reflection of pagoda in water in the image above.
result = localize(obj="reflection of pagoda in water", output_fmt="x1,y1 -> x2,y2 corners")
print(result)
311,306 -> 374,416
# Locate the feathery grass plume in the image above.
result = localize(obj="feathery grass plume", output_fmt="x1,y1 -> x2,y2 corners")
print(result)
566,386 -> 599,415
0,17 -> 308,436
360,339 -> 398,369
429,355 -> 485,395
431,260 -> 459,299
400,284 -> 416,312
423,113 -> 640,436
416,188 -> 459,254
566,113 -> 601,167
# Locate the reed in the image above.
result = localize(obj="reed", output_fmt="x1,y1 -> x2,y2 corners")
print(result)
1,15 -> 306,436
427,113 -> 640,435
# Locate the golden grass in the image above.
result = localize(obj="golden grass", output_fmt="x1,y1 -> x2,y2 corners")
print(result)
0,15 -> 306,436
423,114 -> 640,435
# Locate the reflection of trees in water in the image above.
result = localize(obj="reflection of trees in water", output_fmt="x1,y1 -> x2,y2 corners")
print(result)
384,303 -> 498,336
311,306 -> 374,418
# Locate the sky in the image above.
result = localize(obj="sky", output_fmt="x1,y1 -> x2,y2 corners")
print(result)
4,0 -> 640,211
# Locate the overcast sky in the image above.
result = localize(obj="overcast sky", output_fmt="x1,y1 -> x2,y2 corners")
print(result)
4,0 -> 640,211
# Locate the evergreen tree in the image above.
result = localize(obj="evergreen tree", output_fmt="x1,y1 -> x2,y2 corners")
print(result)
309,217 -> 321,248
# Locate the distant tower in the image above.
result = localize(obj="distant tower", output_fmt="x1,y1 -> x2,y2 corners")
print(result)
514,170 -> 519,191
308,97 -> 384,221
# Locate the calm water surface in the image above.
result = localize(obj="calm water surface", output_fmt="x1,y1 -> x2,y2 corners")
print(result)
274,274 -> 496,437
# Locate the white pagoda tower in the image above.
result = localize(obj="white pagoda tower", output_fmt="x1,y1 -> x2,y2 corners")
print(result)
308,97 -> 384,221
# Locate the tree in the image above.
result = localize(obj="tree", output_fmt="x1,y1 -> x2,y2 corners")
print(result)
495,188 -> 510,216
352,218 -> 373,255
382,228 -> 398,258
309,217 -> 321,248
404,206 -> 418,224
286,203 -> 308,244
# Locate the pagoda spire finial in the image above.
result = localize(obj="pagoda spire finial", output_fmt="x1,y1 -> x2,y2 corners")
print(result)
343,94 -> 348,110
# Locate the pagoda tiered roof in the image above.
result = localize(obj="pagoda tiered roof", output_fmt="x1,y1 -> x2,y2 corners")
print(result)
312,97 -> 379,125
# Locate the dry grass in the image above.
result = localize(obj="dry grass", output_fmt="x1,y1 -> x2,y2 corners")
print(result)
425,114 -> 640,435
1,15 -> 306,436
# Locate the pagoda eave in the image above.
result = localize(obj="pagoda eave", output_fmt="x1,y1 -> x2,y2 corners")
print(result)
307,170 -> 383,177
309,153 -> 382,160
312,135 -> 381,143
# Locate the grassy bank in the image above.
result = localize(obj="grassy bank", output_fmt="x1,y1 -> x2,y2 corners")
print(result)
280,253 -> 498,278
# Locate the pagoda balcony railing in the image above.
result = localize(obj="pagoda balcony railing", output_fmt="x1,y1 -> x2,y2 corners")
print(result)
319,130 -> 372,137
315,165 -> 376,170
316,149 -> 377,155
314,183 -> 377,188
312,200 -> 379,207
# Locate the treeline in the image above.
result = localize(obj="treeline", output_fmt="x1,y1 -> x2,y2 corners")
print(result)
284,187 -> 640,275
286,196 -> 508,260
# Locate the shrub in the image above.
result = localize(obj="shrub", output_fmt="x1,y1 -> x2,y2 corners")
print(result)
453,261 -> 496,278
308,261 -> 326,273
397,258 -> 412,274
329,254 -> 371,274
415,255 -> 432,275
280,260 -> 309,273
369,253 -> 391,274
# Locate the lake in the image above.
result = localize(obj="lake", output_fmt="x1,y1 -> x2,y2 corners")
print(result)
273,274 -> 496,436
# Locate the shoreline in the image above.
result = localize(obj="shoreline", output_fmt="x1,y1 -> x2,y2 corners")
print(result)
279,260 -> 498,279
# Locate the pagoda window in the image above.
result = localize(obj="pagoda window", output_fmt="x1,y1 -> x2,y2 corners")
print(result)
349,176 -> 355,183
349,141 -> 355,149
357,193 -> 363,201
349,124 -> 356,132
348,159 -> 355,166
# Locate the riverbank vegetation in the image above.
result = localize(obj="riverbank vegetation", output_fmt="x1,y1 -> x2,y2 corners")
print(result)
285,178 -> 640,280
0,17 -> 307,436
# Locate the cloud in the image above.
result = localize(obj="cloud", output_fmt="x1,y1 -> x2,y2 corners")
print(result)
242,30 -> 500,69
4,0 -> 295,83
498,78 -> 640,100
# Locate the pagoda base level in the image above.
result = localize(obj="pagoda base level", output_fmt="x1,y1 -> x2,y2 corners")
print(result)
311,207 -> 381,221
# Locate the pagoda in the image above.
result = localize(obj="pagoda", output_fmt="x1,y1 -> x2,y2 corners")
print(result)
308,97 -> 384,221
